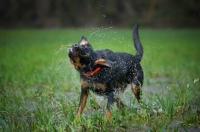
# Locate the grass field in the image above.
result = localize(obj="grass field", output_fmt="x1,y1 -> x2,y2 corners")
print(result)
0,28 -> 200,131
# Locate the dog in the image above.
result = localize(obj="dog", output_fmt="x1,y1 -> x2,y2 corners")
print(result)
68,23 -> 143,119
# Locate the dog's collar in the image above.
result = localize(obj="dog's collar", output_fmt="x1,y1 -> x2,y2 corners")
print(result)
85,67 -> 101,77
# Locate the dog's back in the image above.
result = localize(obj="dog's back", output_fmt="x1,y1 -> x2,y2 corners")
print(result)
94,23 -> 144,86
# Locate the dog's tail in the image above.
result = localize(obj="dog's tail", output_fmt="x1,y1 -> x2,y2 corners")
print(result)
133,22 -> 143,62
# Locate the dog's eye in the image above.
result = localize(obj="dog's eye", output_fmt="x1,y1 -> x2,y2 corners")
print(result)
83,45 -> 87,48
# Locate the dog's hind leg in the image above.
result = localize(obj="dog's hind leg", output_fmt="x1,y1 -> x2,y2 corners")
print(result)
129,63 -> 143,103
131,83 -> 141,103
105,92 -> 115,119
115,98 -> 125,108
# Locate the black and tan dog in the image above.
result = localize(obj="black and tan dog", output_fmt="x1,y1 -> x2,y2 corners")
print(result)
68,23 -> 143,119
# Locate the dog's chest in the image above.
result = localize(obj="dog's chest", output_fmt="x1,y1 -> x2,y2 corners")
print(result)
84,77 -> 129,95
87,82 -> 107,96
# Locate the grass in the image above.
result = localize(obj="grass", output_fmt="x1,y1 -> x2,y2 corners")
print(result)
0,28 -> 200,131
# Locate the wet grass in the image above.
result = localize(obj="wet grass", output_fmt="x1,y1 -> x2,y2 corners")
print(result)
0,28 -> 200,131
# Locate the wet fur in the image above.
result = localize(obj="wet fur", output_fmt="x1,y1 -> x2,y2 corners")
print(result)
68,23 -> 144,119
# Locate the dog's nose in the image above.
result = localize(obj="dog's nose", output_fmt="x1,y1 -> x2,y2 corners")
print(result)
74,44 -> 79,51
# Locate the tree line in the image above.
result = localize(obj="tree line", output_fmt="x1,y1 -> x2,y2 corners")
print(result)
0,0 -> 199,28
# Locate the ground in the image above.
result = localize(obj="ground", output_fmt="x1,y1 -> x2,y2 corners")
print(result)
0,28 -> 200,131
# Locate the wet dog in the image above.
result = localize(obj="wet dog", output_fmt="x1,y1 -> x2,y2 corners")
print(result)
68,23 -> 143,119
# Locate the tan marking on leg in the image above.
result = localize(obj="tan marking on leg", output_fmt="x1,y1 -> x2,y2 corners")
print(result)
76,90 -> 88,117
105,108 -> 112,120
95,83 -> 106,92
131,83 -> 141,103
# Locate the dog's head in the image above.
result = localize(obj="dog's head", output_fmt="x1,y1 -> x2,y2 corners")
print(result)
68,36 -> 112,73
68,36 -> 93,71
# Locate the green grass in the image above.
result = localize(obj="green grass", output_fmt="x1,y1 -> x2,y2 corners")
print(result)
0,28 -> 200,131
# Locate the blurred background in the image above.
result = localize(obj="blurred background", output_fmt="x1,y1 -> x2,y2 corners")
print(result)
0,0 -> 200,28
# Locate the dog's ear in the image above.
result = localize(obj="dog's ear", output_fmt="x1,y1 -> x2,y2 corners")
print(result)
94,59 -> 114,67
79,36 -> 88,45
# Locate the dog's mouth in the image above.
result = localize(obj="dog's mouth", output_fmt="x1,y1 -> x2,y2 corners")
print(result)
68,44 -> 79,57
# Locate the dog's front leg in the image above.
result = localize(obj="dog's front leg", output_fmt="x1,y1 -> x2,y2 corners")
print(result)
76,89 -> 89,117
106,92 -> 114,119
